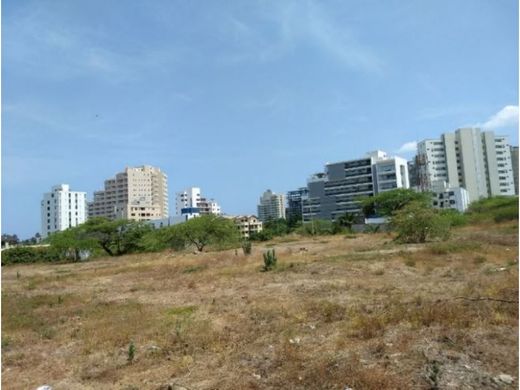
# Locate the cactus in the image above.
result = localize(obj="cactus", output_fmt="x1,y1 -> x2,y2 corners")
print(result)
262,249 -> 277,271
242,240 -> 252,255
128,341 -> 136,363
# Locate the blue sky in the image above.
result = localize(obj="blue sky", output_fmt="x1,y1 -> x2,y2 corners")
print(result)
2,0 -> 518,238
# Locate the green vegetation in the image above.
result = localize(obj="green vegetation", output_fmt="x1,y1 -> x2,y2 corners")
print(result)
391,201 -> 451,243
1,246 -> 61,265
360,188 -> 431,217
178,215 -> 240,252
127,341 -> 136,363
262,249 -> 278,271
467,196 -> 518,223
242,240 -> 252,255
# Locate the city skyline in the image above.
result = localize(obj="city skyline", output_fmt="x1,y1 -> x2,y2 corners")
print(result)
3,0 -> 518,238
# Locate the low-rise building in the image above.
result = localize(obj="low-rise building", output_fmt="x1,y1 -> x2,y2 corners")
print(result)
228,215 -> 263,239
431,181 -> 470,212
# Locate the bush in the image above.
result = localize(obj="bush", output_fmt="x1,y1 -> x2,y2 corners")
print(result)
467,196 -> 519,223
250,230 -> 274,241
438,209 -> 468,227
391,202 -> 451,243
242,240 -> 252,255
262,249 -> 277,271
360,188 -> 432,217
2,246 -> 62,265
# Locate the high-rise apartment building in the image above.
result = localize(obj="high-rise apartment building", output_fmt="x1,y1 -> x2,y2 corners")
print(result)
257,190 -> 286,222
41,184 -> 87,238
286,187 -> 309,221
175,187 -> 221,216
88,165 -> 168,221
510,146 -> 519,195
417,128 -> 515,202
302,151 -> 409,221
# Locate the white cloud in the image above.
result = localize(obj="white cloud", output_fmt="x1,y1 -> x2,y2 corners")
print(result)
481,105 -> 519,130
396,141 -> 417,154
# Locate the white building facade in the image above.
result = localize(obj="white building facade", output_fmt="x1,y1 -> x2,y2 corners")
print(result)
417,128 -> 515,202
431,181 -> 470,212
41,184 -> 87,238
175,187 -> 221,216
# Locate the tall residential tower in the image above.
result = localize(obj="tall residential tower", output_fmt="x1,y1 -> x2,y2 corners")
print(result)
417,128 -> 515,202
41,184 -> 87,238
257,190 -> 286,222
88,165 -> 168,221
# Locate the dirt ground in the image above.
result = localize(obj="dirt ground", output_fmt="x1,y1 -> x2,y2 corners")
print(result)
2,222 -> 518,389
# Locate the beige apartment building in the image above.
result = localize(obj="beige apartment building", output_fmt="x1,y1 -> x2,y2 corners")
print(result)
232,215 -> 263,239
88,165 -> 168,221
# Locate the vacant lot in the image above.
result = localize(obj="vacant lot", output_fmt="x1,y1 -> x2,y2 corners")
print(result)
2,221 -> 518,389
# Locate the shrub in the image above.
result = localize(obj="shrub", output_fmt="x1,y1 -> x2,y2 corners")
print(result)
250,230 -> 273,241
467,196 -> 519,223
127,341 -> 136,363
1,246 -> 62,265
438,209 -> 468,227
262,249 -> 277,271
391,201 -> 451,243
242,240 -> 252,255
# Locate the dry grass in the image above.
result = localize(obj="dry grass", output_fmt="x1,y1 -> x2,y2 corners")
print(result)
2,221 -> 518,389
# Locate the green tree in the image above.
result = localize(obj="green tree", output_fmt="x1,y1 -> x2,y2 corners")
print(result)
263,218 -> 289,237
82,217 -> 152,256
360,189 -> 431,217
391,201 -> 451,243
179,215 -> 240,252
48,225 -> 97,261
334,212 -> 357,232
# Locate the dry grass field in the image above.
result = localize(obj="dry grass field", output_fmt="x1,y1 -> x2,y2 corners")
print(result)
2,221 -> 518,389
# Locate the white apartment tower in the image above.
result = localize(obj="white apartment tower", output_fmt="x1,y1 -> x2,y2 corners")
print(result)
175,187 -> 222,216
88,165 -> 168,221
257,190 -> 286,222
175,187 -> 201,215
417,128 -> 515,202
41,184 -> 87,239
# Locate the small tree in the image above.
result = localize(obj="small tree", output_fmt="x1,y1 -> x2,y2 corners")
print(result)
48,226 -> 97,261
263,218 -> 289,237
391,201 -> 451,243
360,189 -> 431,218
180,215 -> 240,252
81,218 -> 152,256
